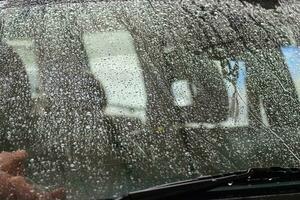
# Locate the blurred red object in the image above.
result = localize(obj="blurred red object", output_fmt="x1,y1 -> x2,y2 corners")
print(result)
0,150 -> 66,200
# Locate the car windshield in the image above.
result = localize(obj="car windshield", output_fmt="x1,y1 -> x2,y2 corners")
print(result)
0,0 -> 300,199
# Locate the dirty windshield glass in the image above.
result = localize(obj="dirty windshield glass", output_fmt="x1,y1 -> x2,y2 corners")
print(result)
0,0 -> 300,199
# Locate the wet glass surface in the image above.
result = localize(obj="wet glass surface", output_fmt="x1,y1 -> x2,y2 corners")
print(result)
0,0 -> 300,199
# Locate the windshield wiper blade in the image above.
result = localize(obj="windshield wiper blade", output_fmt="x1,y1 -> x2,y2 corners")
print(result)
116,167 -> 300,200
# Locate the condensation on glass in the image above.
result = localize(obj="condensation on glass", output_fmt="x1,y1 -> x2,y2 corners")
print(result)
0,0 -> 300,199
